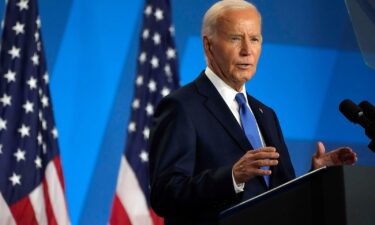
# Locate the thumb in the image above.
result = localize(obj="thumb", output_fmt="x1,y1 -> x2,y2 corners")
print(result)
316,141 -> 326,157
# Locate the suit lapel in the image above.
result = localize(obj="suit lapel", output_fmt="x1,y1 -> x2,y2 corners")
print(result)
247,95 -> 275,148
194,72 -> 251,151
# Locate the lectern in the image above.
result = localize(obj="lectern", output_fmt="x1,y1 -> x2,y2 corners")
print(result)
220,166 -> 375,225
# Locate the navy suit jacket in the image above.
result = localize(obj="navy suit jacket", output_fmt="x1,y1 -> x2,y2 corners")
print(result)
149,72 -> 295,225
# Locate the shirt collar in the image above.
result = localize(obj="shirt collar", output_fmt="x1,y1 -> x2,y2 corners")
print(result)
205,67 -> 249,105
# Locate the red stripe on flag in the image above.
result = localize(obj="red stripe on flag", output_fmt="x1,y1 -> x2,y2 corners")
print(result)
150,208 -> 164,225
109,194 -> 132,225
53,156 -> 66,192
43,179 -> 58,225
10,196 -> 38,225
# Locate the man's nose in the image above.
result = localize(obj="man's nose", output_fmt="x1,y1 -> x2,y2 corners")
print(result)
240,40 -> 252,56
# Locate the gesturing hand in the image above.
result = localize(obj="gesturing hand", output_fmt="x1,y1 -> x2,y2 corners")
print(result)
233,147 -> 279,184
312,141 -> 357,170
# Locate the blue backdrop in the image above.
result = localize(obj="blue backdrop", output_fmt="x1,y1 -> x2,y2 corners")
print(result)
1,0 -> 375,224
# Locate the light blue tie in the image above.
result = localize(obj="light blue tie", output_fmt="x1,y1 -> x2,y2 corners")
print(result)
235,93 -> 270,187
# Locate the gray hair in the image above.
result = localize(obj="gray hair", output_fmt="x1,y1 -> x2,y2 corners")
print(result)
201,0 -> 261,39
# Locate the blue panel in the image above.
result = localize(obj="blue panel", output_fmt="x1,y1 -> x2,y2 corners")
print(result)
49,1 -> 143,224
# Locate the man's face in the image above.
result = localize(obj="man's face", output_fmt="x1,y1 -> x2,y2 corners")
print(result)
204,8 -> 262,91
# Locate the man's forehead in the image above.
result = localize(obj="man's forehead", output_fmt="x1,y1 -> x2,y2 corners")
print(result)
216,8 -> 261,25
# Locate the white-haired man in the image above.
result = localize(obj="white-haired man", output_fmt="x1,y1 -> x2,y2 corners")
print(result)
149,1 -> 356,224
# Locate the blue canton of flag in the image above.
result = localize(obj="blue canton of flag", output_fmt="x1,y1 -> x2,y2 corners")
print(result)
109,0 -> 180,224
0,0 -> 70,224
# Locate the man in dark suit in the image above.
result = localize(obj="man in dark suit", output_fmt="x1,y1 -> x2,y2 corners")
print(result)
149,1 -> 357,224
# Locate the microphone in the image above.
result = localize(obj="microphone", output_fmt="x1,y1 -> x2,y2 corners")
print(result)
339,99 -> 375,152
359,101 -> 375,123
339,99 -> 373,130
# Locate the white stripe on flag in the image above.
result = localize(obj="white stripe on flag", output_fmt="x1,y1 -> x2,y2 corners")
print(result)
29,184 -> 48,225
0,193 -> 16,225
45,161 -> 71,225
116,156 -> 153,225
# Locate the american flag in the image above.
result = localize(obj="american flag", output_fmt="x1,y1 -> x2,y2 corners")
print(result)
0,0 -> 70,224
109,0 -> 179,224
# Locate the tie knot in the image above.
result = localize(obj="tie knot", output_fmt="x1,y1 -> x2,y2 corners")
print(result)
235,93 -> 247,107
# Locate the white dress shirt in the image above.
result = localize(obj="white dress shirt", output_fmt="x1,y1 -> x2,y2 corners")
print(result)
204,67 -> 266,193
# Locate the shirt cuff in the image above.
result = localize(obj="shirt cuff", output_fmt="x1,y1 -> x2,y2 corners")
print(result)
232,170 -> 245,193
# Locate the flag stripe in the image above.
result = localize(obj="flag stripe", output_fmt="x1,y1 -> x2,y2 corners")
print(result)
53,156 -> 66,192
10,195 -> 38,225
109,194 -> 132,225
42,179 -> 58,225
116,156 -> 153,225
29,183 -> 48,225
150,209 -> 164,225
45,160 -> 70,225
0,193 -> 16,225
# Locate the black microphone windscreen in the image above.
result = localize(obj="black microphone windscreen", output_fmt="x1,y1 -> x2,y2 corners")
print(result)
339,99 -> 362,123
359,101 -> 375,121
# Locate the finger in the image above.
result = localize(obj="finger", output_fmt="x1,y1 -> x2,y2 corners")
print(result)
316,141 -> 325,157
253,159 -> 279,167
251,147 -> 276,152
256,167 -> 272,176
249,151 -> 280,160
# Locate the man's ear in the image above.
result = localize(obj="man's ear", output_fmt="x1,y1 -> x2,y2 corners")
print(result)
203,36 -> 212,55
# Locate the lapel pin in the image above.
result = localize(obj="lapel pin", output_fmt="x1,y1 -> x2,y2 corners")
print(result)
259,108 -> 263,114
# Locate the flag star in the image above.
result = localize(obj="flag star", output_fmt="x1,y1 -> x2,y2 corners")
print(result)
150,56 -> 159,68
41,95 -> 49,107
132,99 -> 140,109
161,87 -> 171,97
0,94 -> 12,107
153,32 -> 161,45
164,64 -> 172,77
154,8 -> 164,21
31,53 -> 39,65
9,172 -> 21,186
144,5 -> 152,16
4,70 -> 16,83
0,144 -> 3,154
139,52 -> 147,64
128,122 -> 136,133
145,103 -> 154,116
142,29 -> 150,40
17,0 -> 29,11
42,143 -> 47,154
148,79 -> 157,92
38,110 -> 43,120
36,16 -> 41,29
51,127 -> 58,138
34,31 -> 40,41
136,76 -> 143,86
143,127 -> 150,139
12,22 -> 25,35
23,100 -> 34,113
42,119 -> 47,130
37,132 -> 43,145
166,47 -> 176,59
14,148 -> 26,162
38,88 -> 43,96
8,46 -> 20,59
27,76 -> 37,89
43,72 -> 49,84
169,26 -> 175,36
0,118 -> 7,131
18,124 -> 30,137
139,150 -> 149,162
35,156 -> 42,169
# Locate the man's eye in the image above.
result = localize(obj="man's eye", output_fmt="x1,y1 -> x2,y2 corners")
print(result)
230,36 -> 241,41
